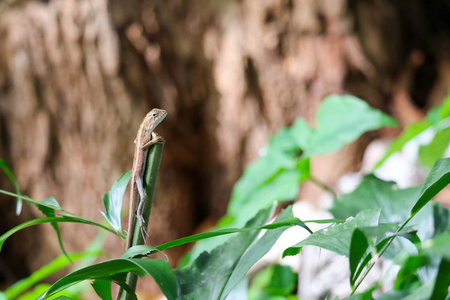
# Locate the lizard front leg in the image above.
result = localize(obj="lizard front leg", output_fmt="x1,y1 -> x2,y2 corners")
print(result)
141,132 -> 164,149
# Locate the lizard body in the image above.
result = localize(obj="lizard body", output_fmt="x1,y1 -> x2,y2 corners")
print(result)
126,108 -> 167,248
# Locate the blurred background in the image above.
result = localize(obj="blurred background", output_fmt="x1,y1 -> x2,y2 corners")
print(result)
0,0 -> 450,298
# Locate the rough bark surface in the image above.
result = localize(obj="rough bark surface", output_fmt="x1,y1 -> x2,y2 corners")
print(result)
0,0 -> 449,296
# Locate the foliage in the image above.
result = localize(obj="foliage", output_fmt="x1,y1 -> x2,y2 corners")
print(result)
1,94 -> 449,299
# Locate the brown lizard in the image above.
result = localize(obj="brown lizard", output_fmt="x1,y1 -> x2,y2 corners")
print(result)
126,108 -> 167,248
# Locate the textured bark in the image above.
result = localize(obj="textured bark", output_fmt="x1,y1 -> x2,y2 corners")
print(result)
0,0 -> 449,297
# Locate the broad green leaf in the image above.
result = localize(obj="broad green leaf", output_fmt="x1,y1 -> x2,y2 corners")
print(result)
330,175 -> 420,224
430,258 -> 450,300
229,169 -> 301,227
290,118 -> 314,151
248,265 -> 297,300
4,252 -> 96,300
0,157 -> 22,215
37,259 -> 177,300
283,209 -> 381,257
230,151 -> 296,214
410,158 -> 450,217
221,207 -> 297,297
0,216 -> 119,251
394,256 -> 423,290
175,206 -> 275,300
265,265 -> 297,296
349,229 -> 369,289
419,127 -> 450,168
101,170 -> 131,232
330,175 -> 434,252
267,127 -> 301,154
91,280 -> 112,300
301,95 -> 397,156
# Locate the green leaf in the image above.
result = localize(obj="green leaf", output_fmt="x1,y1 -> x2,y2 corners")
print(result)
37,197 -> 71,262
410,158 -> 450,217
430,258 -> 450,300
248,265 -> 297,299
4,252 -> 96,300
432,202 -> 450,237
267,127 -> 301,154
0,157 -> 22,215
230,151 -> 296,216
394,256 -> 423,290
101,170 -> 131,232
158,216 -> 307,254
229,169 -> 301,227
330,175 -> 420,224
121,245 -> 160,259
37,259 -> 177,300
419,127 -> 450,168
266,265 -> 297,296
300,95 -> 397,156
290,118 -> 314,151
175,206 -> 275,300
0,189 -> 81,218
92,280 -> 112,300
375,120 -> 430,169
283,209 -> 381,257
0,216 -> 119,251
349,229 -> 369,289
221,206 -> 297,296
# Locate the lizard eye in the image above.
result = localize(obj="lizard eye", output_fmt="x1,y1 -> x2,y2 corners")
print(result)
152,113 -> 157,117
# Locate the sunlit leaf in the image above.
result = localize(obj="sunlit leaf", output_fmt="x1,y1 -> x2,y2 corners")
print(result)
349,229 -> 369,289
175,206 -> 275,300
410,158 -> 450,217
0,216 -> 119,251
91,279 -> 112,300
300,95 -> 397,156
418,127 -> 450,168
283,209 -> 381,257
222,207 -> 297,296
37,259 -> 177,300
101,170 -> 131,232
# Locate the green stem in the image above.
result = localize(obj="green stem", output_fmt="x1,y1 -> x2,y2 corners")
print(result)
309,176 -> 338,200
351,215 -> 413,294
117,140 -> 165,300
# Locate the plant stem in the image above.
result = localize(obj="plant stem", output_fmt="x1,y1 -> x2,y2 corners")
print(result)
117,140 -> 165,300
351,215 -> 413,294
309,176 -> 338,200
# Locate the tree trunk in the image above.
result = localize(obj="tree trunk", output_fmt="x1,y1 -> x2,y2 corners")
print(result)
0,0 -> 449,296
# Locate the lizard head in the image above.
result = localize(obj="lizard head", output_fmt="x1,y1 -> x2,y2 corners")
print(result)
145,108 -> 167,129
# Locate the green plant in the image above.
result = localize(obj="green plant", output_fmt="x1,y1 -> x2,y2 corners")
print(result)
1,94 -> 449,299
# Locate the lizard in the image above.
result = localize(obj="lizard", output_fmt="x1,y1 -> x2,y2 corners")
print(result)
126,108 -> 167,249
